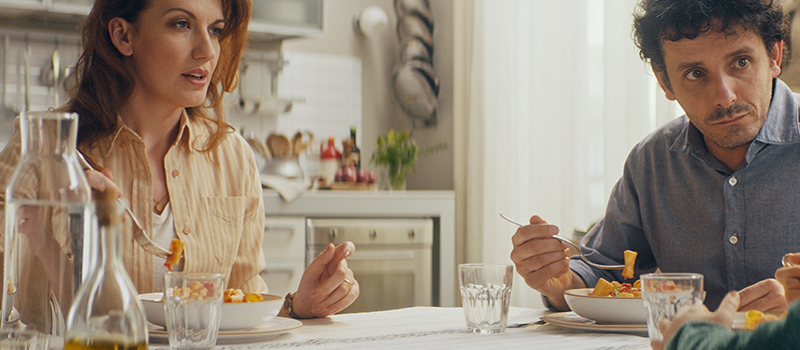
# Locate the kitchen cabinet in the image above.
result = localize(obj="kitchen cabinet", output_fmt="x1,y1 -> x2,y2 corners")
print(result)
0,0 -> 91,16
249,0 -> 324,41
262,190 -> 457,307
0,0 -> 324,41
260,216 -> 306,298
50,0 -> 92,15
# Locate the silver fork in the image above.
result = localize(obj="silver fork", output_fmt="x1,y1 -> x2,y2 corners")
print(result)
499,212 -> 624,270
76,151 -> 171,259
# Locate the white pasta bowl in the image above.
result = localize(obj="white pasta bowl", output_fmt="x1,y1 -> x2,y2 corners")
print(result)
563,288 -> 647,325
139,292 -> 284,331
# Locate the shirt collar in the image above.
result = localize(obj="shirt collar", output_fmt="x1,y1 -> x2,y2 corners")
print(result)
101,109 -> 194,157
754,78 -> 800,145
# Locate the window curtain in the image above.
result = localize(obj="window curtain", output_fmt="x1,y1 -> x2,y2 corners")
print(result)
463,0 -> 682,308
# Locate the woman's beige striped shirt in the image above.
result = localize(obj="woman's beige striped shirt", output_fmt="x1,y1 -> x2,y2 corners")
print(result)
0,112 -> 268,294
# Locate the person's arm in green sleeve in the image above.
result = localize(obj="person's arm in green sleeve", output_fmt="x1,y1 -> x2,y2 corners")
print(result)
667,300 -> 800,350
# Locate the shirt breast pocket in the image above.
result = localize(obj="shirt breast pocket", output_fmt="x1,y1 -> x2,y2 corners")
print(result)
201,196 -> 246,270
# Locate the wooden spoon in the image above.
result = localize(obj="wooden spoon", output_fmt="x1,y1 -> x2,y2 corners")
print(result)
291,132 -> 308,156
266,133 -> 291,158
246,136 -> 271,160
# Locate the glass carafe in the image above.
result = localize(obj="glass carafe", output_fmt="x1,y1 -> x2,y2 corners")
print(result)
65,189 -> 148,350
2,111 -> 93,338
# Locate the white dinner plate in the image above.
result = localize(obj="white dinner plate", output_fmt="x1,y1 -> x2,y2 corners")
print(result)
148,317 -> 303,344
543,312 -> 648,335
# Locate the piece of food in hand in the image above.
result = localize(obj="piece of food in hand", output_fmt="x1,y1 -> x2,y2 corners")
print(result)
164,239 -> 185,272
622,250 -> 637,279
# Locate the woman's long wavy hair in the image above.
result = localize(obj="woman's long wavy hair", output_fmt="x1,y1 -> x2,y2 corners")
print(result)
67,0 -> 251,151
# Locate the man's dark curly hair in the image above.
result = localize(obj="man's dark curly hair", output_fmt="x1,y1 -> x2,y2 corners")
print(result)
633,0 -> 788,79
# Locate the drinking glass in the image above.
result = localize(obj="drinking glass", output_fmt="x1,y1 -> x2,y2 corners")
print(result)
458,263 -> 513,333
0,329 -> 49,350
641,273 -> 704,341
164,273 -> 225,350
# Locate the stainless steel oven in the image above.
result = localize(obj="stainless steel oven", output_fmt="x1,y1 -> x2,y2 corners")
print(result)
306,218 -> 433,313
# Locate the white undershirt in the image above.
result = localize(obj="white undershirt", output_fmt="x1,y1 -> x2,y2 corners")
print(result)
151,203 -> 182,292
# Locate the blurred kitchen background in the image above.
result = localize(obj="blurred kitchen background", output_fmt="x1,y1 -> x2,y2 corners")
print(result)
16,0 -> 800,311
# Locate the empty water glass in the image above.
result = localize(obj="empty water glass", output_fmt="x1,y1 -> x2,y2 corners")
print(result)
458,263 -> 513,333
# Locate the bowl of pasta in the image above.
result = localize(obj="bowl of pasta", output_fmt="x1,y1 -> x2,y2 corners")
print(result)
140,288 -> 284,331
563,278 -> 647,325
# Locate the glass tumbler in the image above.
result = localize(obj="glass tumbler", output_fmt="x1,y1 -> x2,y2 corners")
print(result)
641,273 -> 704,341
459,263 -> 513,333
164,273 -> 225,350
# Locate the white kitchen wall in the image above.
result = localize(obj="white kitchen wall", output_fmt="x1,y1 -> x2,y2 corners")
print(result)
228,50 -> 363,157
0,30 -> 81,148
281,0 -> 455,190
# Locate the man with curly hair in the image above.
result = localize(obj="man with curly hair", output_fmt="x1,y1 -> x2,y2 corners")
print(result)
511,0 -> 800,319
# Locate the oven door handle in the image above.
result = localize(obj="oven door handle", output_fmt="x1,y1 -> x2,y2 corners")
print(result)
347,250 -> 417,261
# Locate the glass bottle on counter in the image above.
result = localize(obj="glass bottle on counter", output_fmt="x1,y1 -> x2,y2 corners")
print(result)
64,189 -> 148,350
349,127 -> 361,170
3,111 -> 93,339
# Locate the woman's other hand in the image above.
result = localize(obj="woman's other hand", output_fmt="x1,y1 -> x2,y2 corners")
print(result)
84,168 -> 121,197
650,291 -> 739,350
776,253 -> 800,303
292,242 -> 359,318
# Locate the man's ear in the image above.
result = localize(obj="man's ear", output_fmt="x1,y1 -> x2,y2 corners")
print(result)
654,70 -> 676,101
770,40 -> 784,78
108,17 -> 134,57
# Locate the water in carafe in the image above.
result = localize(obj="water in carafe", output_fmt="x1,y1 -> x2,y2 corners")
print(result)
2,111 -> 93,339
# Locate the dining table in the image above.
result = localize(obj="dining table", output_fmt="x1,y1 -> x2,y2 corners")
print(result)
150,306 -> 652,349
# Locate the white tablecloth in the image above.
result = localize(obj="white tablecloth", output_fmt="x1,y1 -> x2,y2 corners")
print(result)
153,307 -> 651,350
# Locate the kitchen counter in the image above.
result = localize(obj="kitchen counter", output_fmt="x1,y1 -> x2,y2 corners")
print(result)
262,189 -> 456,307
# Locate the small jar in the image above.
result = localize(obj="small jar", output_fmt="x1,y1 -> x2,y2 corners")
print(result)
319,137 -> 341,186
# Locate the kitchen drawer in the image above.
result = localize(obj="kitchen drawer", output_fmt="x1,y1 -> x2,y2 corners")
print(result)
262,216 -> 306,258
260,257 -> 305,297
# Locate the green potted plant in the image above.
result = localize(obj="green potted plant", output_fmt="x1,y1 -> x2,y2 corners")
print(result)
371,129 -> 446,190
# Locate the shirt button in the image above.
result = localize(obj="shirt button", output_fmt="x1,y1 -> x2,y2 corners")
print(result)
181,141 -> 187,147
729,235 -> 738,244
183,227 -> 192,235
728,177 -> 737,186
172,170 -> 179,177
119,141 -> 126,148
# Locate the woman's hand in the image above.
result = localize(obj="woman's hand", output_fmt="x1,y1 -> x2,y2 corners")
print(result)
650,291 -> 739,350
776,253 -> 800,303
84,168 -> 121,196
291,242 -> 359,318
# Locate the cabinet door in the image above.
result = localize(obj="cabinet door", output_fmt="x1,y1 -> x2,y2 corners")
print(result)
259,258 -> 305,297
50,0 -> 92,15
0,0 -> 45,11
249,0 -> 324,39
263,216 -> 306,258
262,216 -> 306,296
